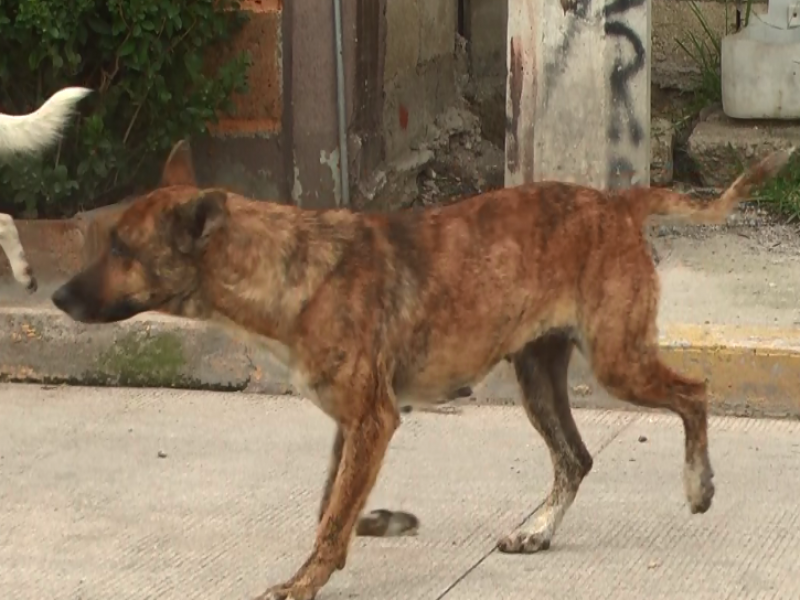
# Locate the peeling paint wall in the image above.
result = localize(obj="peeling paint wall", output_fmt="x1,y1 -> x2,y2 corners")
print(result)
469,0 -> 744,95
196,0 -> 458,209
319,149 -> 342,208
505,0 -> 650,189
383,0 -> 458,163
468,0 -> 742,162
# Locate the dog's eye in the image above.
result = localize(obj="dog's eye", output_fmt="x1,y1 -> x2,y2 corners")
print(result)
109,231 -> 127,258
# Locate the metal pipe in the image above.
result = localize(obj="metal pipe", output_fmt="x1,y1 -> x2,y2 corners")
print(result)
333,0 -> 350,207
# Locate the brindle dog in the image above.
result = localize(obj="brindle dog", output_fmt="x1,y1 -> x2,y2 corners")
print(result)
52,140 -> 793,600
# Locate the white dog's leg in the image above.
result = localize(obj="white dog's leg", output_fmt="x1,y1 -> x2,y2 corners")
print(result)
0,87 -> 92,156
0,213 -> 36,292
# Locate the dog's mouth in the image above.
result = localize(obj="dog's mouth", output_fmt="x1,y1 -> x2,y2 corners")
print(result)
51,285 -> 157,324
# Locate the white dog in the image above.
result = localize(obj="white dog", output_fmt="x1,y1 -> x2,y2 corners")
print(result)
0,87 -> 92,291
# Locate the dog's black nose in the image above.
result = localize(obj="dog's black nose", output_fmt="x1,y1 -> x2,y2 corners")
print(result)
51,285 -> 73,313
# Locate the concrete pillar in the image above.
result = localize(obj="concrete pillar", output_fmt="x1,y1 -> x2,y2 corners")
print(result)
287,0 -> 351,209
505,0 -> 651,190
286,0 -> 386,209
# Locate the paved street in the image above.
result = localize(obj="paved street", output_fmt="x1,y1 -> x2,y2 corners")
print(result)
1,383 -> 799,600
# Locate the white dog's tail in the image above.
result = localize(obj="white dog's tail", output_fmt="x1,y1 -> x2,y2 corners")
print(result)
0,87 -> 92,156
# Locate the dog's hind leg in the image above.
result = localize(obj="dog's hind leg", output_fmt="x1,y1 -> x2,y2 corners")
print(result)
319,427 -> 419,540
0,214 -> 36,292
498,332 -> 593,553
582,252 -> 714,514
590,339 -> 714,514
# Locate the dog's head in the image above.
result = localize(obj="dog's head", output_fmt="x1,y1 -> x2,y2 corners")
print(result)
52,140 -> 229,323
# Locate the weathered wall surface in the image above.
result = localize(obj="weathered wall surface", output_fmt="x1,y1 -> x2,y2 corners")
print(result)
197,0 -> 371,210
286,0 -> 354,209
195,0 -> 287,201
469,0 -> 744,95
383,0 -> 459,163
505,0 -> 651,189
196,0 -> 460,209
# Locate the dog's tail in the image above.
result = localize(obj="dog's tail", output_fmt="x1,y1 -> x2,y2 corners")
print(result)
0,87 -> 92,157
624,147 -> 795,225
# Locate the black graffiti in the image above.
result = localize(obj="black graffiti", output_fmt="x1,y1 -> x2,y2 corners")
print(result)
537,0 -> 647,188
602,0 -> 645,19
603,0 -> 646,188
604,21 -> 645,145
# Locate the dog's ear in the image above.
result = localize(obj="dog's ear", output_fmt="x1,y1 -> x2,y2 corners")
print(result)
161,140 -> 197,187
171,189 -> 228,254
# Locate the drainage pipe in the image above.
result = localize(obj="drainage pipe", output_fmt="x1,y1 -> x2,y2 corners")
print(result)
333,0 -> 350,207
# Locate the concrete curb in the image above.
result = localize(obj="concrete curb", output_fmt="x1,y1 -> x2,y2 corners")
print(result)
476,324 -> 800,419
1,308 -> 798,419
0,308 -> 294,395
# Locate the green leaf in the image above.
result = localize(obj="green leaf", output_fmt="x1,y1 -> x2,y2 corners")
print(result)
86,15 -> 111,35
1,0 -> 252,218
118,38 -> 136,56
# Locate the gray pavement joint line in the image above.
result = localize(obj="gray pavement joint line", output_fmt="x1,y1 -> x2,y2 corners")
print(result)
434,414 -> 636,600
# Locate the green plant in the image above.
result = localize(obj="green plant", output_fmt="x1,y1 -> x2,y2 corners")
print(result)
752,153 -> 800,222
675,0 -> 753,110
0,0 -> 251,218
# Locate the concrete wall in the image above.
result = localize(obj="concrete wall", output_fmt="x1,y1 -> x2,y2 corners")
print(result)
194,0 -> 460,209
383,0 -> 459,163
196,0 -> 287,201
195,0 -> 364,210
505,0 -> 651,189
467,0 -> 745,95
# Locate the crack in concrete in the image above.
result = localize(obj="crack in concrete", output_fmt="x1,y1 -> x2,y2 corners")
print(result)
435,414 -> 635,600
241,345 -> 257,391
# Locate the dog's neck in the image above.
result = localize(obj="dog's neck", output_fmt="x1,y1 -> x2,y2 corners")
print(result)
198,199 -> 349,348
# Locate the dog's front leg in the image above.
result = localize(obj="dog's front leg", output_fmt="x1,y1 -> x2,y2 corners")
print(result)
318,426 -> 419,542
256,394 -> 400,600
317,427 -> 344,524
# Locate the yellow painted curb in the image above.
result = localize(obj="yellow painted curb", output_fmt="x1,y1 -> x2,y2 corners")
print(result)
658,324 -> 800,418
474,323 -> 800,420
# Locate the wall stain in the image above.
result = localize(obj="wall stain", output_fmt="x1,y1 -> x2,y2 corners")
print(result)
514,0 -> 647,188
542,0 -> 590,112
506,36 -> 524,176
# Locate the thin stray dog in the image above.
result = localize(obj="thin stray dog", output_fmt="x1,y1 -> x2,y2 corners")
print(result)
51,140 -> 793,600
0,86 -> 92,291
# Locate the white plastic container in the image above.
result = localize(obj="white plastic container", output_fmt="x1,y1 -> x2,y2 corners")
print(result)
721,0 -> 800,119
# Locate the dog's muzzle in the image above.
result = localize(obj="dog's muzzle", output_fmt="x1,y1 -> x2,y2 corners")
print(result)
51,283 -> 91,322
52,282 -> 155,324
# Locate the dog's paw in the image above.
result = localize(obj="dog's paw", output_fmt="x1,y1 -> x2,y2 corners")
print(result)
497,530 -> 551,554
22,266 -> 37,293
254,582 -> 316,600
356,509 -> 419,537
684,459 -> 715,514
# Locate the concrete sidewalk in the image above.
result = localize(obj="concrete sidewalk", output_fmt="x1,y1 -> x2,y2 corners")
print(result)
1,383 -> 799,600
